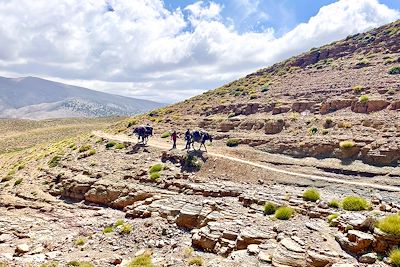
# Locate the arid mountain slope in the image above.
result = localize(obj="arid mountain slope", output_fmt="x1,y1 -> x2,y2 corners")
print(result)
115,20 -> 400,166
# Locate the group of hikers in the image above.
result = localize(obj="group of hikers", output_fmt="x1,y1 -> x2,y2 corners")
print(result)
132,125 -> 212,151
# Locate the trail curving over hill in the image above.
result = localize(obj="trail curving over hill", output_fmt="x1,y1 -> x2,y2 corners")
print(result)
93,131 -> 400,192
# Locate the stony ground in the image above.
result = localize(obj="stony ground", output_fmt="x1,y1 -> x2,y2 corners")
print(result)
1,132 -> 399,267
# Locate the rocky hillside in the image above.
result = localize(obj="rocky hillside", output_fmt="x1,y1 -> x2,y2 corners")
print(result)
117,20 -> 400,166
1,130 -> 400,267
0,76 -> 164,119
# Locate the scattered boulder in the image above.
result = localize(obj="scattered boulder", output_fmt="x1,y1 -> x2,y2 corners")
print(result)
264,119 -> 285,134
15,244 -> 30,255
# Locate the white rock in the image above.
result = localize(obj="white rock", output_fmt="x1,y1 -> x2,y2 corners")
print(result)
247,244 -> 259,255
15,244 -> 30,254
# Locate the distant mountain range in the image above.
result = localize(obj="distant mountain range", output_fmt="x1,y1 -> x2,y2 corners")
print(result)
0,76 -> 164,119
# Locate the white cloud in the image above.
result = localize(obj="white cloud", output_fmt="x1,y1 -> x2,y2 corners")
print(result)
233,0 -> 269,22
185,1 -> 222,25
0,0 -> 398,103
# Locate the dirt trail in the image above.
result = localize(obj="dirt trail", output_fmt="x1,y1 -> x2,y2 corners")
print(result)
93,131 -> 400,192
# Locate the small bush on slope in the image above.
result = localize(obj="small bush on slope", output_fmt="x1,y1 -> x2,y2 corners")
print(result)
79,144 -> 92,153
188,256 -> 204,266
390,248 -> 400,267
226,139 -> 239,147
128,255 -> 153,267
48,155 -> 61,168
388,66 -> 400,75
339,140 -> 355,149
303,188 -> 320,202
149,164 -> 163,173
264,202 -> 278,215
377,214 -> 400,237
275,207 -> 294,220
328,200 -> 340,209
150,172 -> 161,180
342,196 -> 369,211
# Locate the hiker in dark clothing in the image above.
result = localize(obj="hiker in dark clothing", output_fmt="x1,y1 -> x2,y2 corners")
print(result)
184,129 -> 191,150
171,131 -> 177,149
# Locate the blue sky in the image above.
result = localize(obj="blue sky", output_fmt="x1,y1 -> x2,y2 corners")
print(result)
0,0 -> 399,103
165,0 -> 400,35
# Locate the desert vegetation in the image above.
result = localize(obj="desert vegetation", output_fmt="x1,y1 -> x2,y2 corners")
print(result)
390,248 -> 400,267
377,214 -> 400,236
275,207 -> 294,220
303,188 -> 320,202
226,139 -> 239,147
339,140 -> 355,149
128,254 -> 153,267
342,196 -> 369,211
264,202 -> 278,215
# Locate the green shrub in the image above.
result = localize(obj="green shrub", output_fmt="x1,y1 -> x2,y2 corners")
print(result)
69,143 -> 77,150
183,247 -> 194,258
115,143 -> 125,149
161,132 -> 171,138
188,256 -> 204,266
377,214 -> 400,237
74,237 -> 86,246
328,200 -> 340,209
327,214 -> 339,223
339,140 -> 355,149
121,223 -> 133,234
388,66 -> 400,75
149,164 -> 163,173
79,145 -> 92,153
390,248 -> 400,266
114,219 -> 125,227
338,121 -> 352,129
128,255 -> 153,267
150,172 -> 161,180
88,149 -> 96,156
103,226 -> 113,234
250,94 -> 258,99
275,207 -> 294,220
359,94 -> 369,103
309,127 -> 318,135
106,141 -> 116,148
342,196 -> 369,211
48,156 -> 61,168
226,139 -> 239,147
14,178 -> 23,186
303,188 -> 320,202
264,202 -> 278,215
66,262 -> 94,267
352,85 -> 364,92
